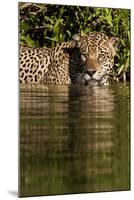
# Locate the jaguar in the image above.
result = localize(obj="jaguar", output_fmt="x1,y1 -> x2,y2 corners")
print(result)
19,32 -> 119,85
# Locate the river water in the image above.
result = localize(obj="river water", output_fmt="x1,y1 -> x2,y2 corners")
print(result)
19,83 -> 130,197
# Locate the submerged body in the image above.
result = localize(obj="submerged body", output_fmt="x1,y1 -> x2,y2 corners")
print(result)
20,32 -> 119,85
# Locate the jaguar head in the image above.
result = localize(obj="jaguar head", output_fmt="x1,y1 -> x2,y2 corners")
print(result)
72,33 -> 119,85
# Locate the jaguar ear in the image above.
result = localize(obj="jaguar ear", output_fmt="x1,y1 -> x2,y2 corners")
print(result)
109,37 -> 119,48
72,34 -> 81,47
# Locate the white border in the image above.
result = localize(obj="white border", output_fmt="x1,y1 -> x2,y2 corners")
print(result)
0,0 -> 133,199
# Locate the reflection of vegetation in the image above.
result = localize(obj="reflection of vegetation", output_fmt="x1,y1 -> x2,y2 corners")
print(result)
19,3 -> 130,81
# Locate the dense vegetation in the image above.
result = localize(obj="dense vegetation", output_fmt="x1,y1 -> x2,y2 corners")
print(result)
19,3 -> 130,82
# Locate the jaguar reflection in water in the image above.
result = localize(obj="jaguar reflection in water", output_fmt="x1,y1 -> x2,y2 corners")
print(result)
19,83 -> 130,197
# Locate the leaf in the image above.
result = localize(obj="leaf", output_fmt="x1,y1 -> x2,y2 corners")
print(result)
44,16 -> 54,24
118,64 -> 125,75
66,30 -> 71,37
21,35 -> 35,47
45,36 -> 58,42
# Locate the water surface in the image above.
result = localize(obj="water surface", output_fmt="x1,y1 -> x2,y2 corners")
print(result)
19,83 -> 130,197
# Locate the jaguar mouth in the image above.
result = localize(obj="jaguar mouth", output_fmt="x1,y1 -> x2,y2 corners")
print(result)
83,72 -> 107,86
92,73 -> 102,81
84,72 -> 104,86
85,78 -> 100,86
85,74 -> 109,86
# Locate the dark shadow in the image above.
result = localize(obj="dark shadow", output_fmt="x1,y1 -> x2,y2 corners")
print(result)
64,46 -> 85,84
8,190 -> 18,197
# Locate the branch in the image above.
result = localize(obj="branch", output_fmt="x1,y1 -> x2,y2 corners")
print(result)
20,3 -> 32,10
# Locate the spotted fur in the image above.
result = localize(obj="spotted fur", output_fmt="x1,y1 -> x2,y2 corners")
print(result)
20,32 -> 119,85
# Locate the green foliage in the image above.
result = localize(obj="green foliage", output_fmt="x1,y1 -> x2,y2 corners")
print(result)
19,3 -> 130,81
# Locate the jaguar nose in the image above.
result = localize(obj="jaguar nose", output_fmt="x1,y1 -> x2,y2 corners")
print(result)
87,70 -> 96,77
